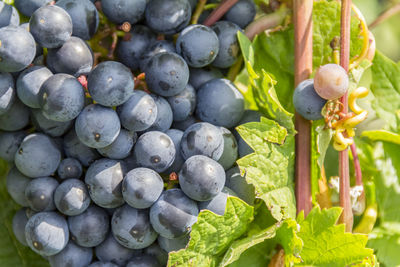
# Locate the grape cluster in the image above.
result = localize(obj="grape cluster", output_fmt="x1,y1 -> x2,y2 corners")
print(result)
0,0 -> 257,266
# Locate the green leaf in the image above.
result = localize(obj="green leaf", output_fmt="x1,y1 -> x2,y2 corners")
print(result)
368,227 -> 400,267
236,117 -> 296,221
168,197 -> 254,267
275,219 -> 303,265
362,130 -> 400,145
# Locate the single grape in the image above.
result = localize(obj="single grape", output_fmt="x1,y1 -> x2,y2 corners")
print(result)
0,130 -> 26,163
14,0 -> 52,17
0,2 -> 19,28
235,110 -> 261,157
25,177 -> 59,212
218,127 -> 238,170
101,0 -> 146,25
68,205 -> 109,247
19,23 -> 44,59
97,129 -> 137,160
225,167 -> 255,205
157,234 -> 189,252
75,104 -> 121,148
117,90 -> 158,132
6,167 -> 30,207
172,115 -> 197,131
198,187 -> 237,215
25,212 -> 69,256
314,63 -> 349,100
126,255 -> 161,267
111,205 -> 158,249
14,133 -> 61,178
180,122 -> 224,161
47,37 -> 94,77
0,72 -> 15,114
189,66 -> 223,90
88,262 -> 119,267
196,78 -> 244,128
48,241 -> 93,267
31,109 -> 73,137
16,66 -> 52,109
0,26 -> 36,72
150,188 -> 198,238
211,21 -> 242,68
116,25 -> 157,71
145,0 -> 191,35
147,94 -> 173,132
122,168 -> 164,209
223,0 -> 256,28
0,98 -> 30,131
164,129 -> 185,173
140,40 -> 176,72
293,79 -> 326,120
54,179 -> 90,216
133,131 -> 176,173
144,243 -> 168,266
85,159 -> 126,208
12,208 -> 29,246
146,52 -> 189,97
56,0 -> 99,40
95,234 -> 137,266
167,84 -> 196,122
57,158 -> 83,179
88,61 -> 134,107
179,155 -> 226,201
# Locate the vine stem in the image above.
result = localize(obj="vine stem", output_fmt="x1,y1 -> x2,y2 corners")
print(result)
339,0 -> 353,232
294,0 -> 313,216
203,0 -> 239,26
369,3 -> 400,29
191,0 -> 207,24
350,142 -> 362,186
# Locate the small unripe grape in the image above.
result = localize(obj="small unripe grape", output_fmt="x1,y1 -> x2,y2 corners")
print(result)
314,64 -> 349,100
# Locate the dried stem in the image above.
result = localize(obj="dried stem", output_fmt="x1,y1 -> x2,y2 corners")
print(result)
203,0 -> 239,27
369,3 -> 400,29
294,0 -> 313,216
339,0 -> 353,232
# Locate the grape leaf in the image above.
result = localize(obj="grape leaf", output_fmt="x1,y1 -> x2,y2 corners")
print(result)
362,130 -> 400,144
368,227 -> 400,267
168,197 -> 253,267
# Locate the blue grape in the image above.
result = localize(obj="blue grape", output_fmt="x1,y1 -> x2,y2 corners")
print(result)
111,205 -> 158,249
157,234 -> 189,252
14,0 -> 52,17
189,66 -> 223,90
25,177 -> 59,212
85,159 -> 126,208
147,94 -> 173,132
19,23 -> 44,59
0,130 -> 26,162
95,234 -> 137,266
14,133 -> 61,178
167,84 -> 196,122
145,0 -> 191,35
123,153 -> 139,170
16,66 -> 52,109
6,167 -> 30,207
12,208 -> 29,246
116,25 -> 157,71
101,0 -> 146,25
68,205 -> 109,247
126,255 -> 161,267
63,128 -> 101,167
198,187 -> 237,215
223,0 -> 256,28
165,129 -> 185,173
180,122 -> 224,161
211,21 -> 242,68
218,127 -> 238,170
0,2 -> 19,28
0,26 -> 36,72
31,109 -> 73,137
57,158 -> 83,179
117,90 -> 158,132
56,0 -> 99,40
140,40 -> 176,72
144,243 -> 168,266
47,37 -> 94,77
176,24 -> 219,68
75,104 -> 121,148
196,78 -> 244,128
293,79 -> 326,120
54,179 -> 90,216
0,72 -> 15,114
172,115 -> 197,131
25,212 -> 69,256
49,241 -> 93,267
29,5 -> 73,48
88,61 -> 134,107
179,155 -> 226,201
88,262 -> 119,267
122,167 -> 164,209
0,98 -> 30,131
235,110 -> 261,157
97,129 -> 137,160
133,131 -> 175,173
150,188 -> 198,238
225,167 -> 255,205
146,52 -> 189,97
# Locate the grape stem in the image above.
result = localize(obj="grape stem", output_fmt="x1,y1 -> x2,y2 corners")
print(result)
369,2 -> 400,29
191,0 -> 207,24
339,0 -> 353,232
293,0 -> 313,216
203,0 -> 239,26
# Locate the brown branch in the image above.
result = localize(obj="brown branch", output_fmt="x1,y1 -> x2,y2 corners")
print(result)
339,0 -> 353,232
294,0 -> 313,216
203,0 -> 239,27
369,3 -> 400,29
